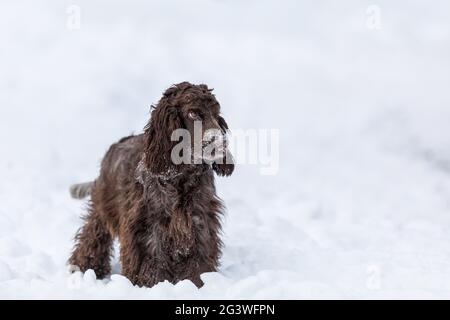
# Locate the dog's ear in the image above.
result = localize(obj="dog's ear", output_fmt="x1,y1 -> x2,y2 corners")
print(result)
144,103 -> 183,175
213,115 -> 234,177
212,150 -> 234,177
217,116 -> 229,134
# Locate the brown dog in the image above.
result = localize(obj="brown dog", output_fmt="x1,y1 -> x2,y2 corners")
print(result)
69,82 -> 234,288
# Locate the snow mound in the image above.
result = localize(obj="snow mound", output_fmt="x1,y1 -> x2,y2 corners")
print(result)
1,0 -> 450,299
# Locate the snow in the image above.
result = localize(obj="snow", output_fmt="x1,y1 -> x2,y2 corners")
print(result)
1,0 -> 450,299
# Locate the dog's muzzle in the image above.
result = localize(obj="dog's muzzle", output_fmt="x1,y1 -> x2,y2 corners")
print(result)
201,133 -> 228,162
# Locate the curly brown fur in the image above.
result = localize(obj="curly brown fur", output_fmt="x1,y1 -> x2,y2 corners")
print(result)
69,82 -> 234,288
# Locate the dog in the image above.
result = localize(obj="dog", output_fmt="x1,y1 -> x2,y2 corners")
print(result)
68,82 -> 234,288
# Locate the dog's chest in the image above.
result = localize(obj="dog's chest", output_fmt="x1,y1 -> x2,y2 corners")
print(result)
146,186 -> 212,246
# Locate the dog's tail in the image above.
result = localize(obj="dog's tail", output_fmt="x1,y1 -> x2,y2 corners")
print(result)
70,181 -> 94,199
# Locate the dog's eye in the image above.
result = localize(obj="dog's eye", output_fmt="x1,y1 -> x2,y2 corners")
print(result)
188,112 -> 200,120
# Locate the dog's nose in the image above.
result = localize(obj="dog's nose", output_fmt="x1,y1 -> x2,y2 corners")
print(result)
203,131 -> 227,147
202,137 -> 215,148
209,136 -> 217,144
203,130 -> 217,144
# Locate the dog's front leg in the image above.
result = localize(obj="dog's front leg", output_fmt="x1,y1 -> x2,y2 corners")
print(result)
135,256 -> 168,288
119,234 -> 156,287
119,216 -> 167,288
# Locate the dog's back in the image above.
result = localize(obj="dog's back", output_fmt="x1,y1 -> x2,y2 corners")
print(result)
69,134 -> 144,200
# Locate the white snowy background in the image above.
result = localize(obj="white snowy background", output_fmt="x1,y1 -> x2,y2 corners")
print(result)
1,0 -> 450,299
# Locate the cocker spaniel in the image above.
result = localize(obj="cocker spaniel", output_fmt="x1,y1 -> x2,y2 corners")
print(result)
68,82 -> 234,288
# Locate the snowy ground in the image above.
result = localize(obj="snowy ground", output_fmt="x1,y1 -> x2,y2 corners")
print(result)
1,0 -> 450,299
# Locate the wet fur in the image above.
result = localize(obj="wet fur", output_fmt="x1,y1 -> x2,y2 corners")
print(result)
68,82 -> 234,287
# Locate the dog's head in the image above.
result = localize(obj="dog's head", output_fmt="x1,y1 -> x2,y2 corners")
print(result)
144,82 -> 234,177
